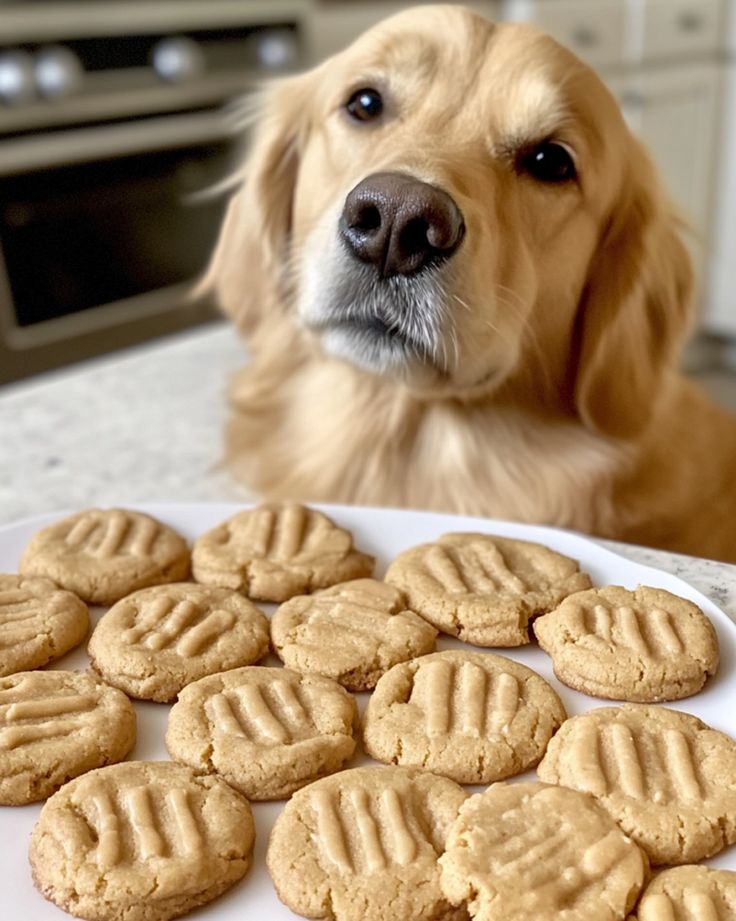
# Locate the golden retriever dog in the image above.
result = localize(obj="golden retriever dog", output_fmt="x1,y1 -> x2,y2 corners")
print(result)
205,4 -> 736,562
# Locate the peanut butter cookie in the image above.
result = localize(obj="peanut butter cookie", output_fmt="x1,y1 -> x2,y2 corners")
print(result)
88,583 -> 269,702
538,705 -> 736,865
533,585 -> 719,702
191,502 -> 374,602
363,650 -> 566,783
385,533 -> 591,646
439,781 -> 647,921
20,508 -> 190,605
0,670 -> 135,804
166,666 -> 357,800
270,578 -> 437,690
267,766 -> 468,921
632,866 -> 736,920
0,574 -> 89,676
29,760 -> 255,921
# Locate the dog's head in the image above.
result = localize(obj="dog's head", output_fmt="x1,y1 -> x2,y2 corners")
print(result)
208,4 -> 693,438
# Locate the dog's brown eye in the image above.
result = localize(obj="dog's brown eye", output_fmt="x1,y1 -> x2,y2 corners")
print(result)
346,88 -> 383,122
518,142 -> 577,183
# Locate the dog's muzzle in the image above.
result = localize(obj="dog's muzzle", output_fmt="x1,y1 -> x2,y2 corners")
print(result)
339,172 -> 465,278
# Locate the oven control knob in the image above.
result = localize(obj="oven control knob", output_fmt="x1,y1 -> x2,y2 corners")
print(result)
0,50 -> 36,105
254,29 -> 299,70
152,36 -> 204,82
35,46 -> 84,100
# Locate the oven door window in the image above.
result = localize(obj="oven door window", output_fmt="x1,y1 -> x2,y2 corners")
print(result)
0,142 -> 231,327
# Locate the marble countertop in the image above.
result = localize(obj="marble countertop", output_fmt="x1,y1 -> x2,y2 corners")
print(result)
1,322 -> 735,621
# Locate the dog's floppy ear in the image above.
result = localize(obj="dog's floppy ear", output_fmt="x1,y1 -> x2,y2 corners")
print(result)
573,143 -> 694,439
202,72 -> 315,336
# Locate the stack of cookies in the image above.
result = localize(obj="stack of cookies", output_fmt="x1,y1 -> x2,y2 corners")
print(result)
1,500 -> 733,921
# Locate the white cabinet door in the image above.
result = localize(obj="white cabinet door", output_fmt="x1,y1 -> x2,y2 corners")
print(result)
617,64 -> 722,299
707,62 -> 736,336
501,0 -> 627,69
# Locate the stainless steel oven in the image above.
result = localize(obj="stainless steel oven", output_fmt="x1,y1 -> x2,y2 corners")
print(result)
0,0 -> 310,384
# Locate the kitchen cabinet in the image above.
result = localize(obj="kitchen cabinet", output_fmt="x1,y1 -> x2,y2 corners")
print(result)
503,0 -> 727,320
617,64 -> 722,284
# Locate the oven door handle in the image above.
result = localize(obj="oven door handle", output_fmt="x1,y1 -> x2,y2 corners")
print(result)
0,109 -> 239,176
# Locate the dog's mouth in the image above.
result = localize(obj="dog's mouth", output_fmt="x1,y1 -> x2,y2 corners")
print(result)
299,260 -> 450,378
308,312 -> 427,373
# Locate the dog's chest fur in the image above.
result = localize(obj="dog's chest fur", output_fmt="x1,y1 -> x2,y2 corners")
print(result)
225,353 -> 627,536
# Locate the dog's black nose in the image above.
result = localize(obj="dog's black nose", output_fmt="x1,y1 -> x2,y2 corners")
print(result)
340,172 -> 465,277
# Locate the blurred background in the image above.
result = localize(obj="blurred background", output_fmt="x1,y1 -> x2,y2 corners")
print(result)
0,0 -> 734,398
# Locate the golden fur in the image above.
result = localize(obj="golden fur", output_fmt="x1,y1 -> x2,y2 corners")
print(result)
206,5 -> 736,562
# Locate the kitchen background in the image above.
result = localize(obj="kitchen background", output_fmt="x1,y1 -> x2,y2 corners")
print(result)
0,0 -> 735,524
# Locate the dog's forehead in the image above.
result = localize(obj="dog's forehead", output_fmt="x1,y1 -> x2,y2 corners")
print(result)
336,8 -> 616,153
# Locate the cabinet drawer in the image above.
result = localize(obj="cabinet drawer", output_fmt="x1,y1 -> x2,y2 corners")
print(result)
502,0 -> 626,70
642,0 -> 724,61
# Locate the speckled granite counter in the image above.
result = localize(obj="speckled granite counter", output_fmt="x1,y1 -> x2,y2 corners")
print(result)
1,322 -> 735,621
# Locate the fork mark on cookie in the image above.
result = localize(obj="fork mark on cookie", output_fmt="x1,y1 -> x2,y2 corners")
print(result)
167,788 -> 202,855
610,723 -> 645,799
639,893 -> 677,921
92,785 -> 203,869
489,671 -> 520,733
311,789 -> 353,872
93,791 -> 121,870
413,659 -> 520,739
664,730 -> 701,801
650,608 -> 684,654
122,595 -> 236,658
64,510 -> 161,559
236,684 -> 290,744
382,788 -> 418,865
126,786 -> 165,859
570,720 -> 608,796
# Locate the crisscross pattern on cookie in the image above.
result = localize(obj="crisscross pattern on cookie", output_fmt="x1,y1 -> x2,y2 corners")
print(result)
441,783 -> 645,919
271,580 -> 436,689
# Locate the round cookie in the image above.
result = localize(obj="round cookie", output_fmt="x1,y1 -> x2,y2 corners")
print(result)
88,583 -> 269,702
191,502 -> 374,602
29,760 -> 255,921
166,666 -> 357,800
270,579 -> 437,691
0,574 -> 89,676
632,866 -> 736,920
439,781 -> 647,921
0,670 -> 135,805
384,532 -> 591,647
267,766 -> 468,921
537,705 -> 736,865
533,585 -> 719,702
20,508 -> 190,605
363,650 -> 567,784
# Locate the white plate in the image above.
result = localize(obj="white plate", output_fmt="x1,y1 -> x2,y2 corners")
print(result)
2,502 -> 736,921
